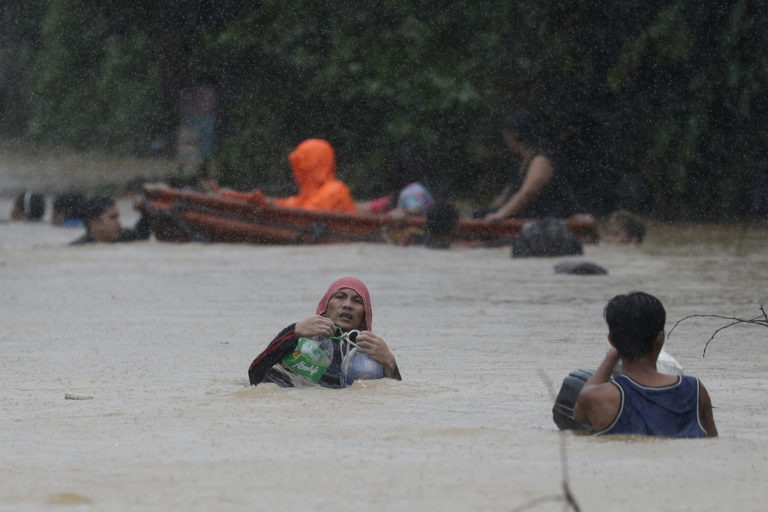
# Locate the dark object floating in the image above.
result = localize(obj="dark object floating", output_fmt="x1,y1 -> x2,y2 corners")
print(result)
552,369 -> 594,431
554,261 -> 608,275
512,218 -> 583,258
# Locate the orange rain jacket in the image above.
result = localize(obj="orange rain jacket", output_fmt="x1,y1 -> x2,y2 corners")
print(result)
274,139 -> 357,213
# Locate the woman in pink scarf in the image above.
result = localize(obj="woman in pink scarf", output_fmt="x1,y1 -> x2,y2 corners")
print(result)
248,277 -> 401,388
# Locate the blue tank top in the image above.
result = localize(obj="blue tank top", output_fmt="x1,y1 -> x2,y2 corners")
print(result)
597,375 -> 707,438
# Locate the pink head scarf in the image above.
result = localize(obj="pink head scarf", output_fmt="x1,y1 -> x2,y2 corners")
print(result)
316,277 -> 373,330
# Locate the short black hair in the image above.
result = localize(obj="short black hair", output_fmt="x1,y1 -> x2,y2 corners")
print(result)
53,192 -> 86,220
604,291 -> 666,360
501,108 -> 550,150
426,201 -> 459,237
81,196 -> 116,223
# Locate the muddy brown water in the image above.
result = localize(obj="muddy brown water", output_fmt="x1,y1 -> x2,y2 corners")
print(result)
1,146 -> 768,511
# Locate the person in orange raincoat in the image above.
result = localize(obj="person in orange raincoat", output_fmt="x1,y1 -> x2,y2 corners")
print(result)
274,139 -> 357,213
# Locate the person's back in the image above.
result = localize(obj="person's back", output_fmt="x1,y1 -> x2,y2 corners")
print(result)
599,374 -> 707,437
574,292 -> 717,438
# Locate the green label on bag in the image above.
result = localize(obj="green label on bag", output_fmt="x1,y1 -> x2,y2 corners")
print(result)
282,337 -> 333,383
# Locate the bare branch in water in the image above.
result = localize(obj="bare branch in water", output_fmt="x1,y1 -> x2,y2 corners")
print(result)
510,370 -> 582,512
667,305 -> 768,357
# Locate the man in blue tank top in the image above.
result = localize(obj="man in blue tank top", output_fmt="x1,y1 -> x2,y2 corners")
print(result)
573,292 -> 718,438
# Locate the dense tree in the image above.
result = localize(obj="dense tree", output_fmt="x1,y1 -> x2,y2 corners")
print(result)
4,0 -> 766,219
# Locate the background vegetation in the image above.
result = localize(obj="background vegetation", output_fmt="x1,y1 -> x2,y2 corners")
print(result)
1,0 -> 765,219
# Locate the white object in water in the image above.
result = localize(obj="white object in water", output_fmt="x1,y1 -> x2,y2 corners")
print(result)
612,348 -> 684,376
342,348 -> 384,385
656,349 -> 684,376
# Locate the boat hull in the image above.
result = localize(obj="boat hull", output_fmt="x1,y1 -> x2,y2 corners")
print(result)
142,185 -> 597,245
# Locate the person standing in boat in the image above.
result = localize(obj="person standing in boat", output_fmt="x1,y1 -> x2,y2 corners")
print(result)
271,138 -> 357,213
248,277 -> 401,388
573,291 -> 718,438
475,109 -> 578,222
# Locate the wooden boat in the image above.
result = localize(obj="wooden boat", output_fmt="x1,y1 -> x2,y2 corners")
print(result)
142,184 -> 597,245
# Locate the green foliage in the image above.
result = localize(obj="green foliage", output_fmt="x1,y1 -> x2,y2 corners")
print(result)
25,1 -> 166,154
9,0 -> 768,219
96,34 -> 165,153
0,0 -> 48,136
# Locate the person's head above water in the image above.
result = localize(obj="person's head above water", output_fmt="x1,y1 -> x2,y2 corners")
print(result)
11,191 -> 45,221
81,196 -> 121,242
602,210 -> 646,244
604,291 -> 666,361
315,277 -> 373,331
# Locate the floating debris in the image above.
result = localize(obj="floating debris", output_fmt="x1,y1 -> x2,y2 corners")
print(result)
554,261 -> 608,275
64,393 -> 93,400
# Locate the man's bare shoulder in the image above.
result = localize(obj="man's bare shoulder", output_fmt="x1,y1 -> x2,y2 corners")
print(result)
575,380 -> 622,429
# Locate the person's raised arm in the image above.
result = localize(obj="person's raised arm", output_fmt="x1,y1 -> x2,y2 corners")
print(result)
573,347 -> 620,426
485,155 -> 553,222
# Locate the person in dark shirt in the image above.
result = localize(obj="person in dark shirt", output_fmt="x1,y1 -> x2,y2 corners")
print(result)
476,109 -> 578,222
71,196 -> 152,245
574,292 -> 718,438
248,277 -> 401,388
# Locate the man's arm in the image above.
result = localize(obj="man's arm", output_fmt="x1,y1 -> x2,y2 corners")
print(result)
248,324 -> 299,385
573,348 -> 620,426
248,315 -> 340,386
698,381 -> 718,437
486,155 -> 553,221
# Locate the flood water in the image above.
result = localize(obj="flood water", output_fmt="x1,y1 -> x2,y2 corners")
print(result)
2,174 -> 768,510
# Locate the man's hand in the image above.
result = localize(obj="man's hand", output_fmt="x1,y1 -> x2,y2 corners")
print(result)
355,331 -> 400,379
294,315 -> 336,338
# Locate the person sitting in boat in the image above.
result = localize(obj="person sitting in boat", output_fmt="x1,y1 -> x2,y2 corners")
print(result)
10,191 -> 45,221
358,145 -> 435,220
573,291 -> 718,438
204,139 -> 356,213
71,196 -> 153,245
248,277 -> 401,388
271,138 -> 356,213
474,108 -> 578,222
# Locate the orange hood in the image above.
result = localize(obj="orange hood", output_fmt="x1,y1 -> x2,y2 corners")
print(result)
276,139 -> 356,212
288,139 -> 336,193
